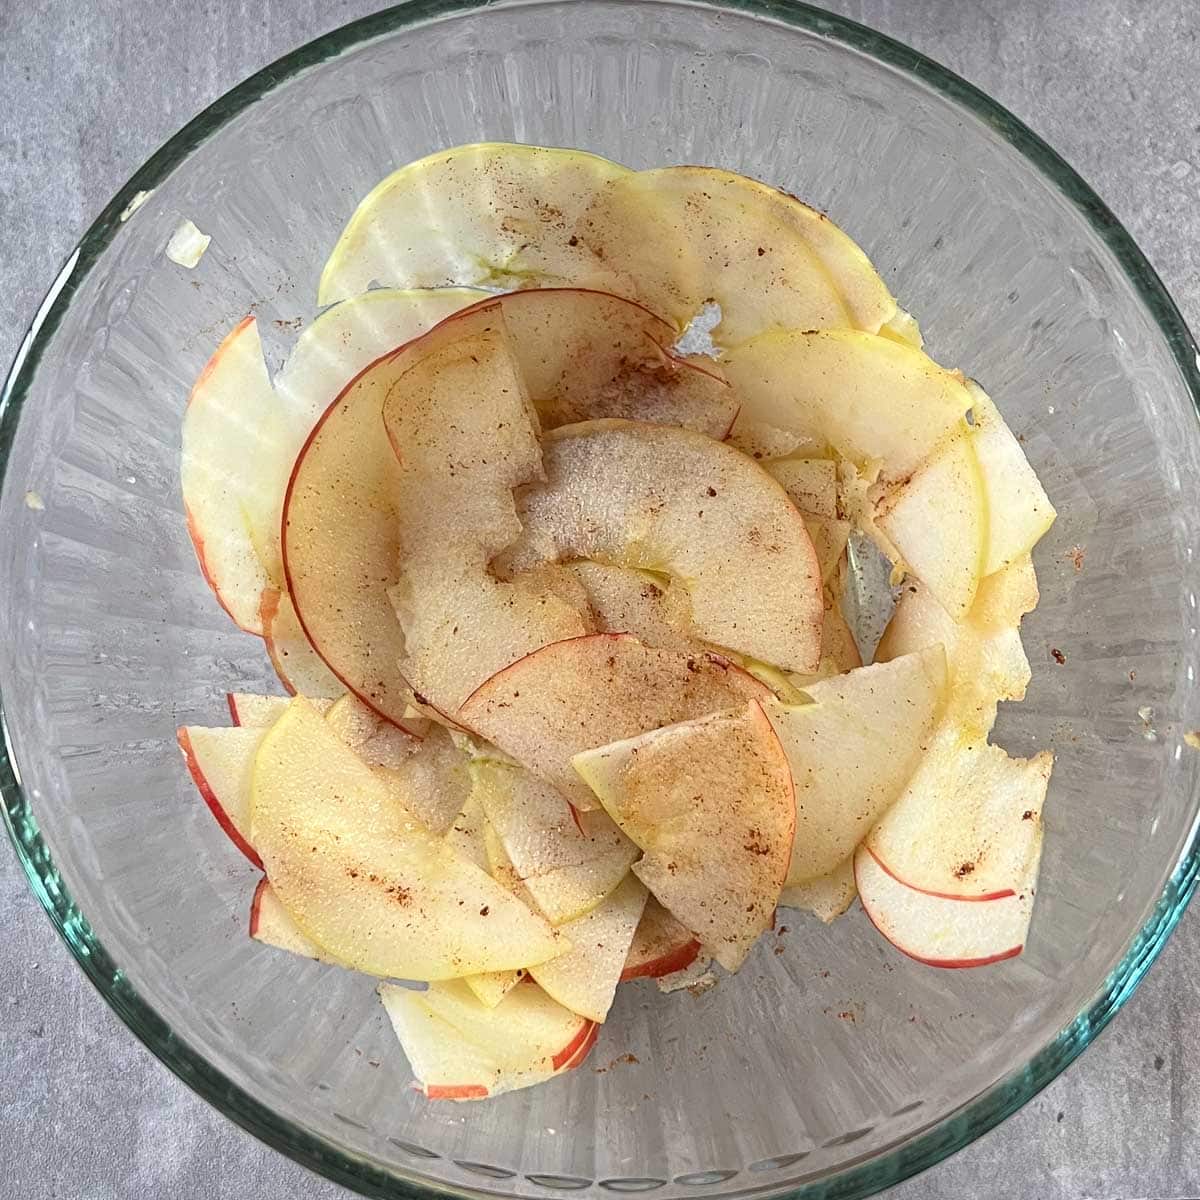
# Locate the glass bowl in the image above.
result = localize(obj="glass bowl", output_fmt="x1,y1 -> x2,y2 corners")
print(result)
3,2 -> 1199,1198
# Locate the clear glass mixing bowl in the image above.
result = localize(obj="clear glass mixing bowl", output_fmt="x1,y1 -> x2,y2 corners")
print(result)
3,2 -> 1199,1198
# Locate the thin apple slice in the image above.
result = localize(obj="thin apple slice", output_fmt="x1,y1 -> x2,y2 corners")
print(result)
874,428 -> 987,619
562,561 -> 697,652
766,647 -> 947,886
576,167 -> 895,344
573,700 -> 794,972
855,842 -> 1040,967
249,877 -> 326,961
965,380 -> 1056,573
528,874 -> 648,1022
379,978 -> 594,1100
778,857 -> 857,923
463,970 -> 525,1009
250,697 -> 563,979
723,330 -> 972,484
459,633 -> 771,809
865,723 -> 1053,900
496,420 -> 823,672
181,317 -> 282,632
765,458 -> 838,519
621,897 -> 702,981
177,725 -> 266,868
318,142 -> 630,306
260,589 -> 345,699
228,693 -> 335,727
471,759 -> 638,923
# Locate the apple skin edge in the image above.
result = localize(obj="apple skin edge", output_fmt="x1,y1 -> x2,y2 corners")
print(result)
620,938 -> 702,982
248,875 -> 267,937
176,727 -> 264,870
185,503 -> 263,636
867,845 -> 1017,903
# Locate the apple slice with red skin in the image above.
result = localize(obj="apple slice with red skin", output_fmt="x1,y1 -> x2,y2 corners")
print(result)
854,842 -> 1040,967
249,877 -> 328,961
259,589 -> 346,701
621,897 -> 702,982
459,633 -> 772,810
177,725 -> 267,868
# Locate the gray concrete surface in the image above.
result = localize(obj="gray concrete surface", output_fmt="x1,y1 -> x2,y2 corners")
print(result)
2,1 -> 1198,1197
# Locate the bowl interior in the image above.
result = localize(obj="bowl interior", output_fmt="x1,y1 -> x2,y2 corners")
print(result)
3,3 -> 1200,1199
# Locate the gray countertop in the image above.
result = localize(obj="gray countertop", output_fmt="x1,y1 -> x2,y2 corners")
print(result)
2,1 -> 1199,1197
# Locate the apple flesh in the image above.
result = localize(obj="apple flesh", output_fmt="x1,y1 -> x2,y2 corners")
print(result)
459,633 -> 772,810
496,419 -> 823,672
177,725 -> 266,868
778,857 -> 857,923
561,561 -> 698,653
621,896 -> 701,981
573,699 -> 795,972
259,589 -> 345,700
855,842 -> 1040,967
249,877 -> 325,961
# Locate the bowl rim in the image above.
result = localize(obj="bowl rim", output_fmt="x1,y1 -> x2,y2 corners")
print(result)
2,2 -> 1199,1198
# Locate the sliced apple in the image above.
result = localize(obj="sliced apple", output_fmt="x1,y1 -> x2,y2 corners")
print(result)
865,723 -> 1053,900
722,330 -> 973,484
497,420 -> 823,672
259,589 -> 345,699
766,647 -> 947,886
621,897 -> 702,981
470,759 -> 638,924
318,142 -> 630,306
765,457 -> 838,519
249,877 -> 325,961
573,699 -> 794,972
855,842 -> 1040,967
379,978 -> 595,1100
528,874 -> 648,1022
562,561 -> 697,652
181,317 -> 282,632
177,725 -> 266,868
249,697 -> 563,979
459,633 -> 771,809
874,428 -> 988,619
463,970 -> 525,1009
965,380 -> 1056,573
576,167 -> 895,344
778,857 -> 857,923
228,692 -> 335,727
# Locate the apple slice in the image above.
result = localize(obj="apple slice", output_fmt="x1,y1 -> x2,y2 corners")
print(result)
855,842 -> 1040,967
470,759 -> 638,923
966,380 -> 1056,573
621,897 -> 702,981
528,874 -> 648,1022
379,978 -> 595,1100
562,561 -> 697,653
575,166 -> 896,344
318,142 -> 630,306
874,428 -> 987,619
722,330 -> 973,484
228,693 -> 335,727
778,857 -> 857,923
181,317 -> 282,632
463,970 -> 525,1009
766,647 -> 947,886
865,723 -> 1053,900
177,725 -> 266,868
259,589 -> 345,699
496,420 -> 823,672
249,697 -> 564,979
249,877 -> 326,961
459,633 -> 771,810
764,457 -> 838,519
573,699 -> 794,972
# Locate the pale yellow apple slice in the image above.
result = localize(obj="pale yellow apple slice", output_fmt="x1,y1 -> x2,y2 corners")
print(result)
722,330 -> 973,483
865,723 -> 1053,900
562,561 -> 697,652
459,633 -> 772,810
318,142 -> 630,306
528,874 -> 648,1022
874,428 -> 988,619
496,419 -> 823,672
621,897 -> 702,981
249,697 -> 563,979
470,759 -> 638,923
249,877 -> 325,961
177,724 -> 267,868
228,692 -> 335,727
574,699 -> 794,972
463,970 -> 525,1010
181,317 -> 284,632
766,647 -> 947,886
965,380 -> 1056,573
778,857 -> 857,923
576,167 -> 896,343
259,589 -> 344,699
765,457 -> 838,518
379,978 -> 596,1100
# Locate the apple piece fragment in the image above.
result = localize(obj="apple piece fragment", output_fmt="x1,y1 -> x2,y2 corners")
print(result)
621,897 -> 702,981
573,700 -> 795,972
379,978 -> 595,1100
765,457 -> 838,519
496,419 -> 823,672
855,842 -> 1040,967
181,316 -> 282,632
249,877 -> 326,961
463,970 -> 525,1010
228,692 -> 327,728
528,874 -> 649,1022
249,697 -> 564,979
459,633 -> 772,810
966,380 -> 1056,574
177,725 -> 266,868
318,142 -> 630,306
778,857 -> 857,923
561,561 -> 697,653
865,724 -> 1053,900
766,647 -> 947,886
260,589 -> 346,699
